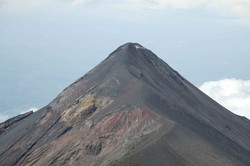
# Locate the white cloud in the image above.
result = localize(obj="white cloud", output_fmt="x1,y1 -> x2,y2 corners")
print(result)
72,0 -> 93,6
1,0 -> 250,26
199,78 -> 250,119
20,107 -> 39,114
206,0 -> 250,18
0,113 -> 9,123
101,0 -> 205,10
121,0 -> 205,9
1,0 -> 250,21
0,0 -> 56,9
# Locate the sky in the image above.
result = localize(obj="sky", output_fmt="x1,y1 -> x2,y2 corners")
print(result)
0,0 -> 250,122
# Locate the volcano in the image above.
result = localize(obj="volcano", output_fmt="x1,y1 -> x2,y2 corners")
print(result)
0,43 -> 250,166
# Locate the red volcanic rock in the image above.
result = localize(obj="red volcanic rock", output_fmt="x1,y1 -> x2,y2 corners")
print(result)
0,43 -> 250,166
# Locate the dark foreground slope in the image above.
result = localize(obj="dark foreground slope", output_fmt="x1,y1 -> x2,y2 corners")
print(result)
0,43 -> 250,166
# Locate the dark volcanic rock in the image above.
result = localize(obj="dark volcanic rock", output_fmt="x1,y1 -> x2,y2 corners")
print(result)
0,111 -> 33,135
0,43 -> 250,166
86,142 -> 102,155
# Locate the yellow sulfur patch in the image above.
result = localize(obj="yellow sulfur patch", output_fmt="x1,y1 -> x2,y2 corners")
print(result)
61,94 -> 113,126
61,94 -> 96,126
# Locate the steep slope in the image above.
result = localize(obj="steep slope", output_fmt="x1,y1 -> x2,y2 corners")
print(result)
0,43 -> 249,166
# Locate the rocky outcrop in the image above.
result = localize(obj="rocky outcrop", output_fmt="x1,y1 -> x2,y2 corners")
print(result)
86,143 -> 102,155
0,111 -> 33,135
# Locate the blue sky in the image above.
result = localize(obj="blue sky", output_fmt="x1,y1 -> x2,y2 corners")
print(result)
0,0 -> 250,121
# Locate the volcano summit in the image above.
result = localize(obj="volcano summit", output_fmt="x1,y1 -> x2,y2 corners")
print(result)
0,43 -> 250,166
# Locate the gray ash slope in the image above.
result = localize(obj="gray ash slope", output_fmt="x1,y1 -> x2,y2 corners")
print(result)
0,43 -> 250,166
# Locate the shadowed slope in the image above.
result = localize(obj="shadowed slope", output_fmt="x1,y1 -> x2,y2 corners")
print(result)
0,43 -> 249,166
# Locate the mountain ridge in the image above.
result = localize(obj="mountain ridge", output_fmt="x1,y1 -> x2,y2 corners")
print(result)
0,43 -> 249,166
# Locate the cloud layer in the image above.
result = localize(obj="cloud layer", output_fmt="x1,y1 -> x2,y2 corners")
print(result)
1,0 -> 249,25
0,113 -> 9,123
199,78 -> 250,119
